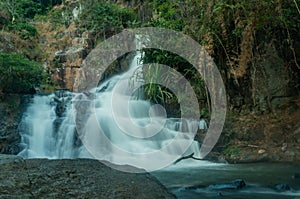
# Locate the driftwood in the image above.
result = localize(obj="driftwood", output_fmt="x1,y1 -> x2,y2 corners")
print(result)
174,153 -> 203,164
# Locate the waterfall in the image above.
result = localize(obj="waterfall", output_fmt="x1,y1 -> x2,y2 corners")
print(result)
18,92 -> 87,159
18,37 -> 203,171
18,95 -> 56,158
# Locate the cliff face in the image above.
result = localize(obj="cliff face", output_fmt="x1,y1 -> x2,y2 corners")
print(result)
36,0 -> 146,91
227,34 -> 300,114
35,2 -> 96,91
0,95 -> 30,155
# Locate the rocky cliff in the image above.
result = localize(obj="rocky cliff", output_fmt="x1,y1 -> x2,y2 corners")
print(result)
35,9 -> 96,91
0,95 -> 29,155
36,0 -> 146,91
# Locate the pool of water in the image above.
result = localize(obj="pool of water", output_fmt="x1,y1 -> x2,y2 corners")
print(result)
152,160 -> 300,199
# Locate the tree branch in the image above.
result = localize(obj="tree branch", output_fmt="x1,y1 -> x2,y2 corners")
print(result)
174,153 -> 203,164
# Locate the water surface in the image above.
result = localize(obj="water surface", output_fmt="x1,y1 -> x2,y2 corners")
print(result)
153,160 -> 300,199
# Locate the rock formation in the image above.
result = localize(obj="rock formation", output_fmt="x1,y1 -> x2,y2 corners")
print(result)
0,155 -> 175,198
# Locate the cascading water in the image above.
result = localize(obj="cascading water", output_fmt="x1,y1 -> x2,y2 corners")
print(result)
18,36 -> 202,170
18,91 -> 87,159
18,95 -> 57,158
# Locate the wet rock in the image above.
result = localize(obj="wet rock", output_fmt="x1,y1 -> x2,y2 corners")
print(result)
0,154 -> 23,164
204,152 -> 228,163
285,150 -> 296,157
53,46 -> 88,90
274,184 -> 291,192
0,155 -> 175,198
0,94 -> 30,155
293,173 -> 300,179
54,89 -> 71,98
55,47 -> 87,65
208,179 -> 246,190
53,90 -> 72,117
281,143 -> 288,152
258,149 -> 266,154
224,149 -> 270,164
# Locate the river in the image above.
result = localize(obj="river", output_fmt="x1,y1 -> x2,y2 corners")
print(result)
153,160 -> 300,199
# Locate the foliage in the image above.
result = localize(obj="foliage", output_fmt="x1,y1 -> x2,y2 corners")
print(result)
0,0 -> 62,23
147,0 -> 300,112
7,22 -> 37,39
0,6 -> 10,25
129,48 -> 207,117
224,147 -> 240,156
48,8 -> 64,25
149,0 -> 184,31
78,1 -> 137,36
142,49 -> 207,104
16,0 -> 42,19
0,52 -> 45,93
148,0 -> 299,62
132,63 -> 175,104
130,63 -> 181,117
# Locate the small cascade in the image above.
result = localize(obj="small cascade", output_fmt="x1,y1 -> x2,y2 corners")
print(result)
18,95 -> 56,158
18,91 -> 86,159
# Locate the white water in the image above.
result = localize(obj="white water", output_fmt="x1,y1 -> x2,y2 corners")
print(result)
18,93 -> 87,158
18,95 -> 57,158
18,38 -> 202,171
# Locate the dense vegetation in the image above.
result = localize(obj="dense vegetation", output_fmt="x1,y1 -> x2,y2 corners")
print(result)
0,0 -> 61,22
0,52 -> 44,93
78,1 -> 137,38
145,0 -> 300,112
0,0 -> 61,93
0,0 -> 299,105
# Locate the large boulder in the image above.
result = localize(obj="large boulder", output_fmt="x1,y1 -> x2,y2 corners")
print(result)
0,155 -> 175,199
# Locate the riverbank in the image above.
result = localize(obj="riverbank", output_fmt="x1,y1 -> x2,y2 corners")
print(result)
207,97 -> 300,164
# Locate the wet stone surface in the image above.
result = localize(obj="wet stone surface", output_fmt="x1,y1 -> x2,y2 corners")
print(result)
0,155 -> 175,199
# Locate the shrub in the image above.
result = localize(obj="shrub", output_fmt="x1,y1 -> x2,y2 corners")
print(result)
8,23 -> 38,39
0,52 -> 45,93
79,2 -> 137,36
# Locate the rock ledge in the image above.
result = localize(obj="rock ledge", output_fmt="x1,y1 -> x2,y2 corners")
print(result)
0,155 -> 175,199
